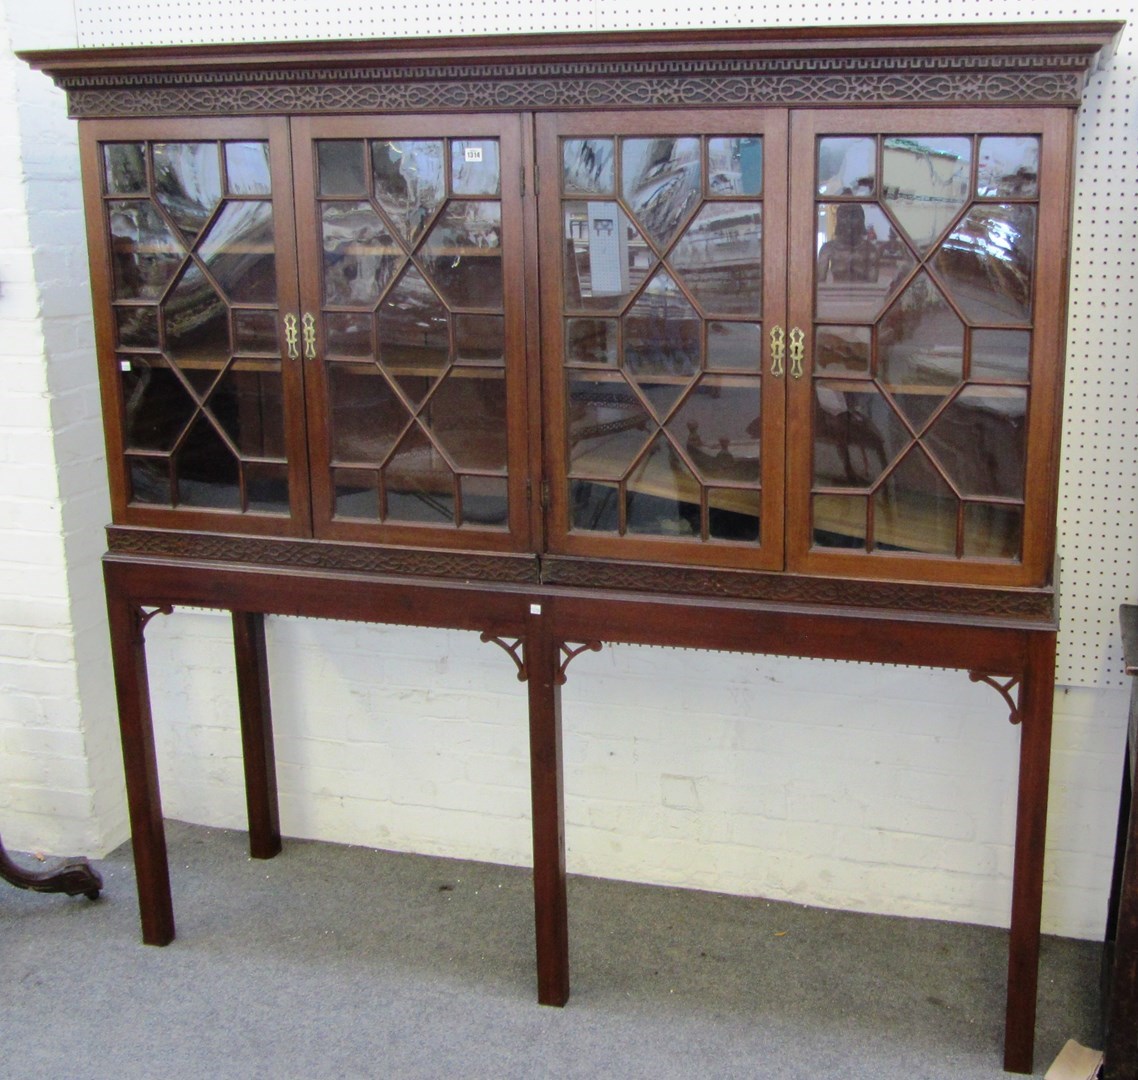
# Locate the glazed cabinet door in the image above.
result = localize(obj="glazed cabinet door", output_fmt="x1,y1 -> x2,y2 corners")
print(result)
785,108 -> 1073,586
291,115 -> 531,552
536,111 -> 789,570
79,118 -> 310,535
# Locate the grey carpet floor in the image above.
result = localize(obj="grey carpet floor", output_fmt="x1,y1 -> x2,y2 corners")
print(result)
0,821 -> 1103,1078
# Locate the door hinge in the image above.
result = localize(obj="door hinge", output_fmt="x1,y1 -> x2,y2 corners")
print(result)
520,164 -> 526,197
533,164 -> 540,196
540,479 -> 550,511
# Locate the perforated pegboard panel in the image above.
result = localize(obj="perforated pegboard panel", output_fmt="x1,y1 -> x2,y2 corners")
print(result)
71,0 -> 1138,689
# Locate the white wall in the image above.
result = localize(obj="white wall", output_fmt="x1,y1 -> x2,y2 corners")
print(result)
1,0 -> 1133,941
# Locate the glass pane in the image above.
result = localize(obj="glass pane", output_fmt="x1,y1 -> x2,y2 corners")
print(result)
816,203 -> 915,322
623,269 -> 700,392
153,143 -> 223,238
669,203 -> 762,317
234,311 -> 279,354
200,200 -> 277,304
563,139 -> 615,195
935,205 -> 1036,324
245,461 -> 289,513
667,376 -> 760,484
116,307 -> 159,349
371,140 -> 445,245
622,137 -> 701,250
708,488 -> 760,542
175,416 -> 240,509
224,142 -> 271,195
873,448 -> 957,555
323,312 -> 371,358
108,201 -> 185,301
817,137 -> 876,197
563,200 -> 650,312
455,314 -> 504,365
209,364 -> 286,458
420,201 -> 502,311
708,137 -> 762,196
321,202 -> 400,308
815,325 -> 870,375
567,374 -> 653,479
460,475 -> 508,527
570,478 -> 619,532
971,328 -> 1030,382
878,272 -> 964,429
451,139 -> 500,196
977,137 -> 1039,198
963,502 -> 1022,559
329,364 -> 408,465
566,318 -> 618,367
883,136 -> 971,254
814,382 -> 909,488
707,321 -> 761,371
626,433 -> 700,537
813,493 -> 868,549
128,456 -> 170,505
317,140 -> 367,197
333,468 -> 379,519
924,386 -> 1027,499
163,262 -> 231,367
377,267 -> 450,403
426,371 -> 507,471
121,359 -> 196,451
384,425 -> 455,523
104,143 -> 146,194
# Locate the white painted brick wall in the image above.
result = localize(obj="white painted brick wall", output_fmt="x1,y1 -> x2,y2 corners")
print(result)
0,0 -> 1131,943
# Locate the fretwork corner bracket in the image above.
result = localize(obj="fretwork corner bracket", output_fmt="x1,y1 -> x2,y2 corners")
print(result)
480,633 -> 527,681
558,641 -> 603,685
968,671 -> 1023,724
136,604 -> 174,642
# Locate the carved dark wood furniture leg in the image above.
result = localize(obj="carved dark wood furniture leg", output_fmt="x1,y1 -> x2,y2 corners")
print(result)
0,834 -> 102,898
1003,629 -> 1057,1075
232,611 -> 282,860
525,604 -> 570,1006
105,572 -> 174,945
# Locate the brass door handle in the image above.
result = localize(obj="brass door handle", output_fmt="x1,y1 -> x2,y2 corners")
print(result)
284,313 -> 299,360
770,325 -> 785,378
302,313 -> 317,361
789,326 -> 805,379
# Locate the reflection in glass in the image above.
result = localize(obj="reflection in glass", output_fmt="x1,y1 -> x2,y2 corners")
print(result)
377,267 -> 450,403
128,456 -> 170,505
104,143 -> 146,194
329,363 -> 407,465
977,137 -> 1039,198
427,371 -> 508,472
371,140 -> 444,244
882,136 -> 971,254
200,201 -> 277,304
420,201 -> 502,310
566,318 -> 618,367
668,376 -> 760,484
623,269 -> 700,388
317,140 -> 367,197
567,374 -> 652,479
626,432 -> 700,537
570,478 -> 619,532
323,312 -> 372,357
334,468 -> 379,518
234,311 -> 280,354
816,202 -> 915,322
321,202 -> 400,307
245,461 -> 289,513
108,201 -> 185,301
817,137 -> 876,196
211,365 -> 286,458
121,360 -> 196,451
924,386 -> 1026,499
116,307 -> 159,349
873,447 -> 956,555
815,325 -> 870,375
563,139 -> 615,195
153,143 -> 223,238
971,328 -> 1030,382
708,488 -> 760,542
708,137 -> 762,196
451,139 -> 501,196
460,475 -> 508,527
878,272 -> 964,429
669,203 -> 762,316
384,425 -> 455,523
813,493 -> 867,548
562,200 -> 649,312
175,416 -> 241,509
163,262 -> 230,367
707,321 -> 761,371
224,142 -> 271,195
622,136 -> 701,249
813,381 -> 908,488
963,502 -> 1022,559
935,205 -> 1036,324
455,314 -> 504,365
